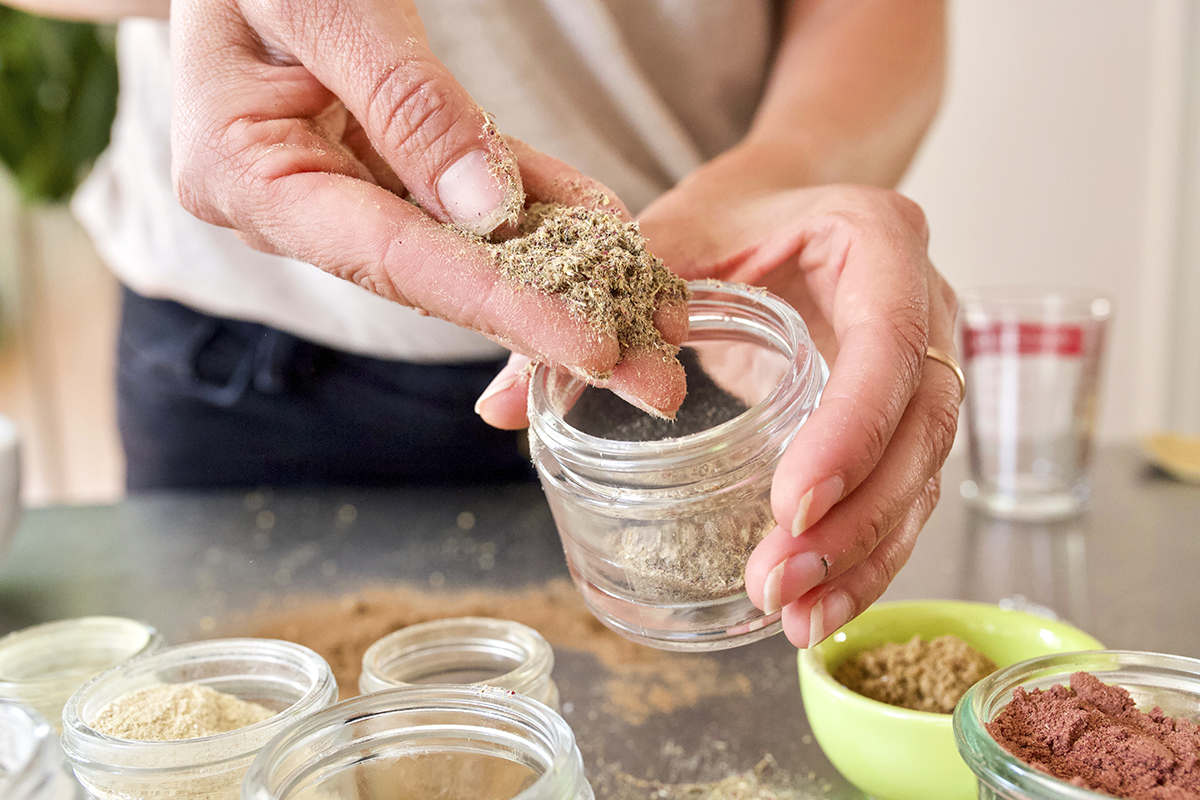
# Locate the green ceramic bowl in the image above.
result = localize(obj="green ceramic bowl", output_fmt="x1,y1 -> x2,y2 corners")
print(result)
798,600 -> 1103,800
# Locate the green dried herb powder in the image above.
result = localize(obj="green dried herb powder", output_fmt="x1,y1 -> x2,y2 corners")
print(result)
834,634 -> 997,714
488,202 -> 689,370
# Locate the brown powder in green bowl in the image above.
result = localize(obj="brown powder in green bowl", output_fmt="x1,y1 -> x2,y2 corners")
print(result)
833,634 -> 997,714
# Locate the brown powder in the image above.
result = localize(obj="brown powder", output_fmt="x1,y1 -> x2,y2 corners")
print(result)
335,752 -> 539,800
833,634 -> 997,714
232,578 -> 751,726
987,671 -> 1200,799
90,683 -> 275,741
487,202 -> 689,376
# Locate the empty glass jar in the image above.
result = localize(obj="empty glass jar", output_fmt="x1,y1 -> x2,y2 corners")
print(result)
242,684 -> 593,800
528,281 -> 827,650
359,617 -> 559,709
0,616 -> 162,731
0,700 -> 79,800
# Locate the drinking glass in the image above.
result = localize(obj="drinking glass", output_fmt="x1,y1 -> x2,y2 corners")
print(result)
959,286 -> 1111,520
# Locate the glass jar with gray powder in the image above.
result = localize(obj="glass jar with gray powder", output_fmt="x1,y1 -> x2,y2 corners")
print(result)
528,280 -> 828,651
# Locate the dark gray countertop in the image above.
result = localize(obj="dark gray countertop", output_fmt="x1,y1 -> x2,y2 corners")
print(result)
1,445 -> 1196,797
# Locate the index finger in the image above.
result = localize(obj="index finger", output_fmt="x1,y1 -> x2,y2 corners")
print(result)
237,0 -> 523,236
770,188 -> 933,537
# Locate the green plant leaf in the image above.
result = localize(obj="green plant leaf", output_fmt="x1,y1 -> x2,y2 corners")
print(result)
0,8 -> 118,205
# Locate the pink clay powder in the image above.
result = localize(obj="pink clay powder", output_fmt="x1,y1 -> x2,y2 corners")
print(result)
987,671 -> 1200,799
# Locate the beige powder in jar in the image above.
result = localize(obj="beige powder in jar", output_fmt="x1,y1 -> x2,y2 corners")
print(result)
90,683 -> 275,741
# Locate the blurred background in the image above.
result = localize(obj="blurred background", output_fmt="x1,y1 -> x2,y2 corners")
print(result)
0,0 -> 1197,506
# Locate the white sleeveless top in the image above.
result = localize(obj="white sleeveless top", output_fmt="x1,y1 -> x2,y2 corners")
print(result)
73,0 -> 774,361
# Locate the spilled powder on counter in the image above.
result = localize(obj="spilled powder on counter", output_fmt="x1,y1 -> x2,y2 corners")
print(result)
987,671 -> 1200,799
90,683 -> 275,741
834,634 -> 997,714
595,753 -> 824,800
232,578 -> 750,725
486,201 -> 690,377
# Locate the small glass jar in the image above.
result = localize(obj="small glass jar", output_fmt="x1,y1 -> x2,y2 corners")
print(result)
528,280 -> 828,650
242,684 -> 593,800
0,701 -> 79,800
60,638 -> 337,800
0,616 -> 163,730
359,617 -> 560,709
954,649 -> 1200,800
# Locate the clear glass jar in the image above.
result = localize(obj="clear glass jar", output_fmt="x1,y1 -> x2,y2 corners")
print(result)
0,701 -> 79,800
528,280 -> 828,650
954,650 -> 1200,799
0,616 -> 163,730
359,617 -> 560,709
241,684 -> 593,800
60,638 -> 337,800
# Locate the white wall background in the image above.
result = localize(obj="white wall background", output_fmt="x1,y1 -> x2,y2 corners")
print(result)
901,0 -> 1198,442
4,0 -> 1199,504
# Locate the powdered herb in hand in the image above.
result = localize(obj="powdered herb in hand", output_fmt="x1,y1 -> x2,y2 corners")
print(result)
487,202 -> 689,380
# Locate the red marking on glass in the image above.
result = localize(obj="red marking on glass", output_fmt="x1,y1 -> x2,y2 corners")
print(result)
964,322 -> 1085,358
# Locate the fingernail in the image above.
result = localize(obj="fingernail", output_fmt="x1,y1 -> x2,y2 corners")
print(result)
611,387 -> 674,421
807,590 -> 853,649
437,150 -> 508,235
791,475 -> 845,537
474,371 -> 519,416
762,562 -> 786,615
765,552 -> 828,615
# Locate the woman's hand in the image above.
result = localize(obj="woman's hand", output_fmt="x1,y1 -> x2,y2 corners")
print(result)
636,147 -> 961,649
169,0 -> 686,416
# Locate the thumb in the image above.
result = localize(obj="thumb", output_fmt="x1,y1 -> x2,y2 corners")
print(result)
254,0 -> 522,235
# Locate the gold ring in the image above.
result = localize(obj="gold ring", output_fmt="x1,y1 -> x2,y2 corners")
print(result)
925,345 -> 966,403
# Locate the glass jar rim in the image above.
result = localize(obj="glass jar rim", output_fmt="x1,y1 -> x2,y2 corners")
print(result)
959,284 -> 1112,322
0,616 -> 162,690
528,280 -> 824,471
0,701 -> 61,799
243,684 -> 585,800
60,638 -> 337,773
359,617 -> 554,695
953,649 -> 1200,799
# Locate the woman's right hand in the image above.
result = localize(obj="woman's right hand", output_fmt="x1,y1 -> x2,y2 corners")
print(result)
169,0 -> 686,417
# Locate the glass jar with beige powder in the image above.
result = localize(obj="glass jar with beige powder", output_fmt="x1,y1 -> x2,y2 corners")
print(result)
60,638 -> 337,800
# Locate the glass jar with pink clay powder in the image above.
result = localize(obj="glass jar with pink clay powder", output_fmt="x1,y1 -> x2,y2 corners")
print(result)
527,280 -> 828,651
955,649 -> 1200,800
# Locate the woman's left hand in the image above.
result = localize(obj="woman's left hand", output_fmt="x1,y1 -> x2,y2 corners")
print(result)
635,149 -> 961,649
